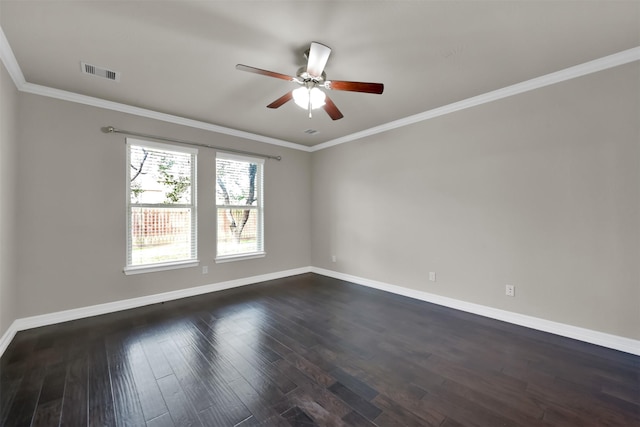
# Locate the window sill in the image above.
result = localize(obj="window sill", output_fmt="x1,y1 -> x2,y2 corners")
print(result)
124,260 -> 200,275
215,252 -> 265,264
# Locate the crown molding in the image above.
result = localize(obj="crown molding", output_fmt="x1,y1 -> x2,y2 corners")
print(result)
0,26 -> 310,153
1,24 -> 638,153
310,46 -> 640,152
0,24 -> 25,87
19,82 -> 311,152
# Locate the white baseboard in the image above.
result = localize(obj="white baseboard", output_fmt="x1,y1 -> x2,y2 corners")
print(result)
311,267 -> 640,356
0,266 -> 311,358
0,321 -> 19,358
2,266 -> 638,358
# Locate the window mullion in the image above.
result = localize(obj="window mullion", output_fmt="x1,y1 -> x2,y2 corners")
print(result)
130,203 -> 194,209
217,205 -> 258,209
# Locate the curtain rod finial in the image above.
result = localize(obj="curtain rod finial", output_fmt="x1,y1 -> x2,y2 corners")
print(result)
101,126 -> 116,134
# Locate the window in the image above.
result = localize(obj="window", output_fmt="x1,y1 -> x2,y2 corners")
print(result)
125,139 -> 197,274
216,153 -> 264,261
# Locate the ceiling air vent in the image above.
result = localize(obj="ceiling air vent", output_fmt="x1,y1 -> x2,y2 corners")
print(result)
81,62 -> 121,82
303,129 -> 319,135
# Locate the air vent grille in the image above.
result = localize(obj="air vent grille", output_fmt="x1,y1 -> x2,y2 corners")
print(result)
81,62 -> 120,82
303,129 -> 319,135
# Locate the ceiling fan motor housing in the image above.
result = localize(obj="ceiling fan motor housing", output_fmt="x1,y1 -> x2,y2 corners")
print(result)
296,67 -> 326,84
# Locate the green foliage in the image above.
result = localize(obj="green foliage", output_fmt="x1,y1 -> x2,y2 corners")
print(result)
158,156 -> 190,203
131,181 -> 144,202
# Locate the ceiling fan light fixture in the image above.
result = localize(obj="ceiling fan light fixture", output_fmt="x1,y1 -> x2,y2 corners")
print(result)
292,87 -> 326,110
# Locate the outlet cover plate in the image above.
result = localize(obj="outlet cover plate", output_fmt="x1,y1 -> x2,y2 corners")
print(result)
506,284 -> 515,297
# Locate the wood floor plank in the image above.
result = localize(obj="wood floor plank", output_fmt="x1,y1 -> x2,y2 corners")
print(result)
30,399 -> 62,427
0,356 -> 27,425
1,273 -> 638,427
146,412 -> 175,427
601,381 -> 640,405
313,346 -> 435,414
2,359 -> 47,427
87,340 -> 116,427
271,358 -> 352,419
156,374 -> 203,427
372,393 -> 443,427
437,379 -> 551,426
59,355 -> 88,426
227,376 -> 290,426
526,375 -> 639,426
196,325 -> 297,396
157,339 -> 214,413
127,340 -> 170,422
105,333 -> 146,426
31,361 -> 66,426
328,367 -> 378,400
341,410 -> 377,427
327,382 -> 382,420
0,378 -> 21,426
197,405 -> 240,427
172,343 -> 250,425
138,331 -> 174,380
424,394 -> 514,427
280,406 -> 318,426
286,396 -> 347,426
439,416 -> 468,427
283,352 -> 335,388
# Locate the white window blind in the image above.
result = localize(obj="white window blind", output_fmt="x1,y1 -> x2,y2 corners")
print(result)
126,139 -> 197,271
216,153 -> 264,260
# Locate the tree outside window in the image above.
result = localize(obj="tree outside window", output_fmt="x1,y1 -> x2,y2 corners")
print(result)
126,140 -> 197,268
216,154 -> 264,259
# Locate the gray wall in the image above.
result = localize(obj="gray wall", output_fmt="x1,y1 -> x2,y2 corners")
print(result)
0,61 -> 18,338
15,93 -> 311,318
311,63 -> 640,340
6,60 -> 639,344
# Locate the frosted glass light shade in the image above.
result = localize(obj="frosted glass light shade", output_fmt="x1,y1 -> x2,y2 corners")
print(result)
292,87 -> 326,109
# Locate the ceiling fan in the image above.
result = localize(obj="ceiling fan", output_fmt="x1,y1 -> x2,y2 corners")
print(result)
236,42 -> 384,120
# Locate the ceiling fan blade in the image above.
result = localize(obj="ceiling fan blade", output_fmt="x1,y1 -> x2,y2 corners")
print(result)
267,91 -> 293,109
323,96 -> 344,120
325,80 -> 384,94
306,42 -> 331,78
236,64 -> 296,81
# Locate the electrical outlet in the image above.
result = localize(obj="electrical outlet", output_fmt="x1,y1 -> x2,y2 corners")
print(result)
506,284 -> 515,297
331,255 -> 337,263
429,272 -> 436,282
202,266 -> 208,274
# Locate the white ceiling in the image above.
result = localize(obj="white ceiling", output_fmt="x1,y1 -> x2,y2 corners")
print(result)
1,1 -> 639,148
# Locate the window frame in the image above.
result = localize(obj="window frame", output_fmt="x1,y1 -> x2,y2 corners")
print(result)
124,138 -> 198,275
215,152 -> 265,263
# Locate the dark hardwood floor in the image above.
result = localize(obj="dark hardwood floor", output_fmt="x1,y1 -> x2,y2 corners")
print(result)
1,273 -> 638,426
